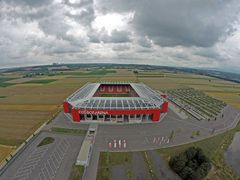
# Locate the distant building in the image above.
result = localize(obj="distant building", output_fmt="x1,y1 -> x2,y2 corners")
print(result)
48,66 -> 69,71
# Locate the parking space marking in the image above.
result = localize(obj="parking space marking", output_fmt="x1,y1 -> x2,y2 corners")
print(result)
35,138 -> 70,180
12,146 -> 48,180
45,162 -> 53,177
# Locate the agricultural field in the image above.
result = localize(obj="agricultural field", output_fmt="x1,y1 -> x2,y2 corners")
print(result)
23,79 -> 57,84
0,77 -> 16,87
0,145 -> 14,164
98,69 -> 137,82
137,71 -> 240,109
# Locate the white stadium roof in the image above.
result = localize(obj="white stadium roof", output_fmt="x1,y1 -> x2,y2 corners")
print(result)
66,82 -> 164,110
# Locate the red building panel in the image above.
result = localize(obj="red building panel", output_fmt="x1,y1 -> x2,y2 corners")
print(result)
72,108 -> 81,122
161,101 -> 168,113
63,101 -> 70,113
161,94 -> 167,99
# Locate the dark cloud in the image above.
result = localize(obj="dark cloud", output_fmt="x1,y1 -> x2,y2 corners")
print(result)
38,16 -> 70,39
98,0 -> 239,47
5,0 -> 52,7
112,44 -> 130,51
137,37 -> 152,48
136,48 -> 154,53
64,0 -> 93,7
66,6 -> 95,26
194,48 -> 227,61
64,0 -> 95,26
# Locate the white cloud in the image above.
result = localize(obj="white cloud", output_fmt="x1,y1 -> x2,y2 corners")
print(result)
92,12 -> 134,34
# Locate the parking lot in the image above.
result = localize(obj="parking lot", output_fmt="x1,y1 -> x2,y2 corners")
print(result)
0,132 -> 84,180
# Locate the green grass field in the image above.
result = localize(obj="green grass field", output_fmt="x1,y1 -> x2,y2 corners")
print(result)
37,137 -> 54,147
23,79 -> 57,84
97,152 -> 132,180
56,69 -> 116,77
69,165 -> 84,180
0,77 -> 16,87
50,127 -> 87,136
100,94 -> 130,97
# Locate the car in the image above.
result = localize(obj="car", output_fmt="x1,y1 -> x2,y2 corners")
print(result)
108,142 -> 112,149
113,140 -> 117,148
123,140 -> 127,149
118,140 -> 122,148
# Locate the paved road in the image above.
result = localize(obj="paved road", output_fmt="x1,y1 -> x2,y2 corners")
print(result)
147,150 -> 180,180
131,152 -> 151,180
83,145 -> 100,180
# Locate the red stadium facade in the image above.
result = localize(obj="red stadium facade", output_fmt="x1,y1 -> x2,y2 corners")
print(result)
63,83 -> 168,123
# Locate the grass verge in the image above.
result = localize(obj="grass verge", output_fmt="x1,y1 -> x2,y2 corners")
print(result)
51,127 -> 87,136
142,151 -> 158,180
0,137 -> 23,147
24,79 -> 57,84
97,152 -> 132,180
37,137 -> 54,147
68,165 -> 85,180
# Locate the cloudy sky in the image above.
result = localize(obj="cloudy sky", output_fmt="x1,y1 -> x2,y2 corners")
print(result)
0,0 -> 240,73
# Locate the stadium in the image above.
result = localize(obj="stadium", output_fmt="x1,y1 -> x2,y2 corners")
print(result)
63,82 -> 168,123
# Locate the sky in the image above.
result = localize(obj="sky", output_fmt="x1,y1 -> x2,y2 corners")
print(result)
0,0 -> 240,73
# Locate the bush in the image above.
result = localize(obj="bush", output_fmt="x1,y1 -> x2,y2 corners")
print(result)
169,147 -> 211,180
185,147 -> 197,160
169,153 -> 188,173
179,167 -> 193,179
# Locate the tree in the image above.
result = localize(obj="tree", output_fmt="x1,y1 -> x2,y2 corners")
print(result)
185,147 -> 197,160
169,154 -> 187,173
199,162 -> 211,174
187,159 -> 198,170
196,148 -> 209,163
179,166 -> 193,179
169,147 -> 211,180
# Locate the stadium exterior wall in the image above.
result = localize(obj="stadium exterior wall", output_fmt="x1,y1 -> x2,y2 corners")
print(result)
161,101 -> 168,113
63,101 -> 70,113
71,108 -> 161,122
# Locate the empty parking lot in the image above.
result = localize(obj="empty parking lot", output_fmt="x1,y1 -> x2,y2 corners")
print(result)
0,132 -> 84,180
